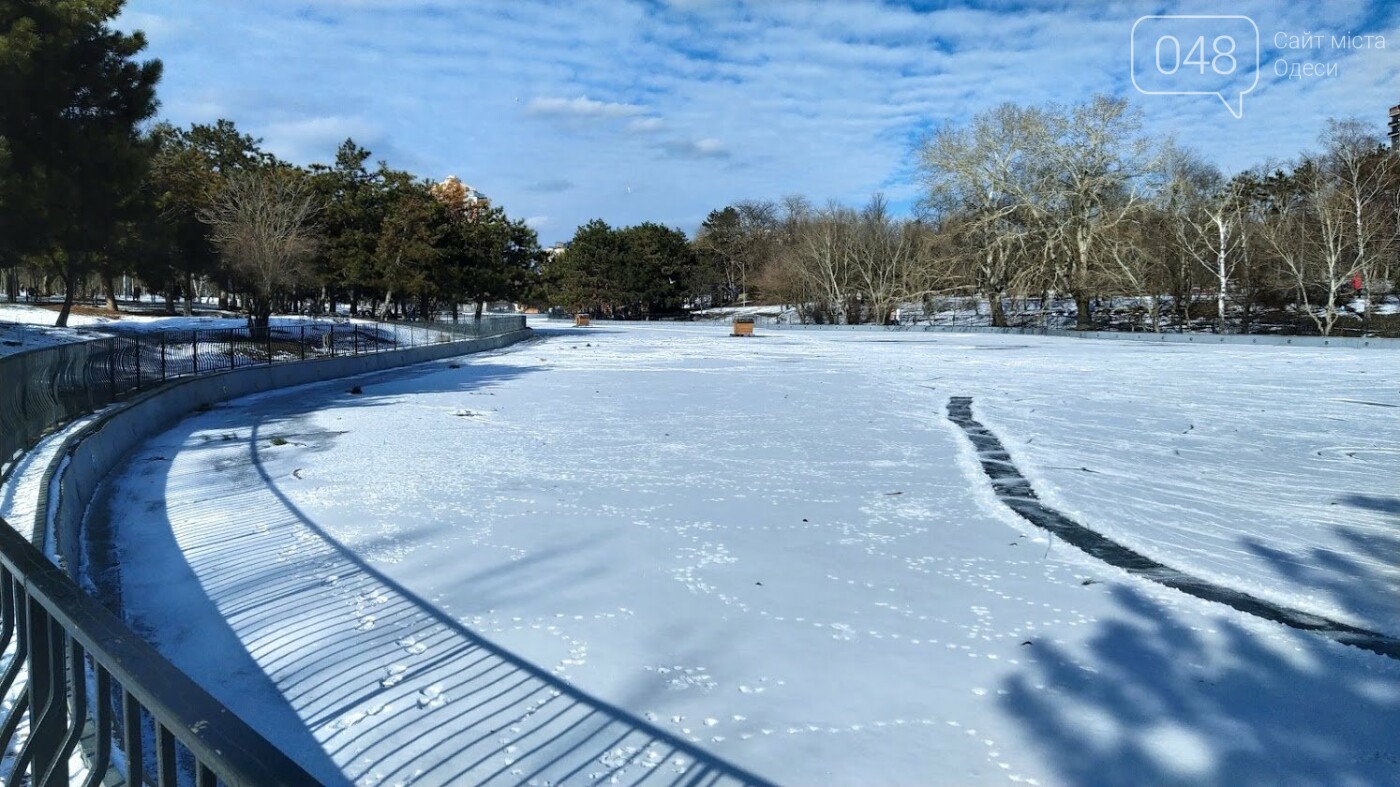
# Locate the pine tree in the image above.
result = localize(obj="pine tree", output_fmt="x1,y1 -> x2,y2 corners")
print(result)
0,0 -> 162,325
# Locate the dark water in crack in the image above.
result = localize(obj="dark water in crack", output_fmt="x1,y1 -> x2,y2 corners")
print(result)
946,396 -> 1400,661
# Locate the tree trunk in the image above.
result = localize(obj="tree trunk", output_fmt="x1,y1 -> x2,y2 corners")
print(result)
1074,291 -> 1092,330
103,271 -> 119,312
55,256 -> 80,327
989,293 -> 1008,327
474,300 -> 484,320
1215,218 -> 1228,333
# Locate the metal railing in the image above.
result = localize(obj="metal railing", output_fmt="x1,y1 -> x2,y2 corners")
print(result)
1,315 -> 526,478
0,524 -> 317,786
0,312 -> 526,785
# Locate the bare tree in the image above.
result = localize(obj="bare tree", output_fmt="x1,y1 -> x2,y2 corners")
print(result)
1160,145 -> 1245,332
1037,96 -> 1157,329
1321,119 -> 1396,333
1257,160 -> 1358,336
202,167 -> 321,328
916,103 -> 1046,326
792,202 -> 858,323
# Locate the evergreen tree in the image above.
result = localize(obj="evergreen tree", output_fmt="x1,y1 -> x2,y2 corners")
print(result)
0,0 -> 162,325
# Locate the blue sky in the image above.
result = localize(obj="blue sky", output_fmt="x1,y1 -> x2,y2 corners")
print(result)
117,0 -> 1400,244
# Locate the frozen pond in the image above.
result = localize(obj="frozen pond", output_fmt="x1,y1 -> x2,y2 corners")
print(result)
96,323 -> 1400,786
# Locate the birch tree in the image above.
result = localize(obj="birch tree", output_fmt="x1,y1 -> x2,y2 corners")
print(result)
1162,146 -> 1245,332
1320,119 -> 1396,333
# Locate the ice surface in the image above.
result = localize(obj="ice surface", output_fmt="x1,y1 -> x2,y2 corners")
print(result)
97,323 -> 1400,785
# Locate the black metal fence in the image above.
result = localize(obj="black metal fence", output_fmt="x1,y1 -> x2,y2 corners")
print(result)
0,313 -> 526,785
1,316 -> 525,479
0,525 -> 318,786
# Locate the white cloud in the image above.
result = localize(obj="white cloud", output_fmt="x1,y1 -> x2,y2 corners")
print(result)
525,96 -> 647,119
259,116 -> 386,163
661,137 -> 729,159
118,0 -> 1400,243
627,117 -> 665,133
113,10 -> 185,41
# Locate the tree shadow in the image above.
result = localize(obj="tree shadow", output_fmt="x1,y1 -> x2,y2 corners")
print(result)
1239,494 -> 1400,637
96,353 -> 773,786
1000,583 -> 1400,787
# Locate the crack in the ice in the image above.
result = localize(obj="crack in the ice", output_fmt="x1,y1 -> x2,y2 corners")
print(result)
947,396 -> 1400,661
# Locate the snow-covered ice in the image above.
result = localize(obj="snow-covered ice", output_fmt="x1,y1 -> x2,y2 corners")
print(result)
94,323 -> 1400,785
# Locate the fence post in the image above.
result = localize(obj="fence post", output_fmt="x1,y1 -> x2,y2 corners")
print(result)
25,601 -> 69,784
328,325 -> 335,357
266,324 -> 273,365
134,335 -> 142,390
300,326 -> 306,361
160,333 -> 167,382
107,341 -> 117,401
229,330 -> 236,371
353,326 -> 359,356
191,331 -> 198,375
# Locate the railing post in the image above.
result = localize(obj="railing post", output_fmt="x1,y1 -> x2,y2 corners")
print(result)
228,330 -> 236,371
266,324 -> 274,365
300,326 -> 306,361
25,601 -> 69,784
89,666 -> 112,786
328,325 -> 335,357
190,330 -> 198,375
159,332 -> 166,383
353,326 -> 359,356
107,341 -> 117,402
123,690 -> 144,786
134,335 -> 142,391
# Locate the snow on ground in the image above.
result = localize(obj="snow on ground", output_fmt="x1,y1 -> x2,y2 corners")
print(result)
0,304 -> 107,356
94,323 -> 1400,786
0,302 -> 308,358
1,302 -> 509,360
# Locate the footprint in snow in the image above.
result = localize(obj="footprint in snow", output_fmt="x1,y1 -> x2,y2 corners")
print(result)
397,635 -> 427,654
334,710 -> 367,730
381,664 -> 408,687
417,685 -> 448,709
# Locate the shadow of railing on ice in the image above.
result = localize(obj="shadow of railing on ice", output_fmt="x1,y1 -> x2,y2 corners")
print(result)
111,360 -> 773,787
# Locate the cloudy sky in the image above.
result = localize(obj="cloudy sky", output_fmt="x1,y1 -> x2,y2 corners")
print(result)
117,0 -> 1400,244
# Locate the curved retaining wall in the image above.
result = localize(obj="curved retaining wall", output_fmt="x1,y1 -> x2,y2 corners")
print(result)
40,328 -> 533,586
